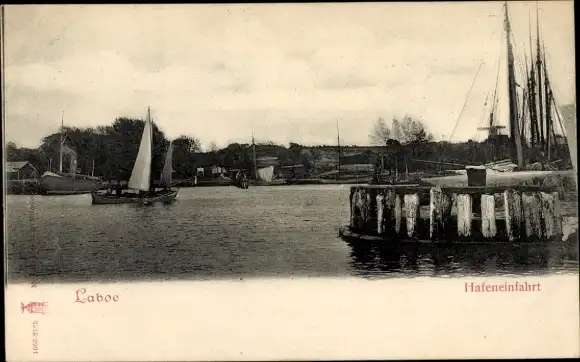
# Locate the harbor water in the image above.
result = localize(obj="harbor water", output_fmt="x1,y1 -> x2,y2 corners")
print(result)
5,185 -> 579,283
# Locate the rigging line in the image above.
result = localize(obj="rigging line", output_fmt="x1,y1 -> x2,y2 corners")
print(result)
440,7 -> 503,153
444,59 -> 485,149
475,92 -> 490,141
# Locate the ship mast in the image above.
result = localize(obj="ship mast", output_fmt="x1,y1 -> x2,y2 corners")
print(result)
504,1 -> 524,167
251,129 -> 258,180
535,3 -> 545,151
336,120 -> 341,179
59,111 -> 65,173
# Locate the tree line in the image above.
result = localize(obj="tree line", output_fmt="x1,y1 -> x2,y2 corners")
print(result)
6,115 -> 571,180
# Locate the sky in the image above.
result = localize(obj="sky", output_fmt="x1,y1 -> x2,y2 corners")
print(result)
3,2 -> 575,150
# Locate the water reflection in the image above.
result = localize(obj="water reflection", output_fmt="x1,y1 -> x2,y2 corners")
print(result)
347,240 -> 579,277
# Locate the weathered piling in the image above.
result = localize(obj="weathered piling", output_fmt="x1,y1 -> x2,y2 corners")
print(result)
480,194 -> 497,239
540,192 -> 562,240
347,185 -> 561,243
456,194 -> 473,237
394,193 -> 402,234
376,194 -> 385,235
404,193 -> 420,238
504,189 -> 523,241
522,192 -> 543,240
429,187 -> 444,239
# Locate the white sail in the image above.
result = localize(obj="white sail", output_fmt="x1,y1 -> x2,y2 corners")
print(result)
160,141 -> 173,189
128,108 -> 153,191
256,166 -> 274,183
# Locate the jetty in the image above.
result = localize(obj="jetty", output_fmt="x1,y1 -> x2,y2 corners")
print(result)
340,183 -> 564,244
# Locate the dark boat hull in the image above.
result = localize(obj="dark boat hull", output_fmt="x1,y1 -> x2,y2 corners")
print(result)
91,190 -> 178,205
40,173 -> 103,195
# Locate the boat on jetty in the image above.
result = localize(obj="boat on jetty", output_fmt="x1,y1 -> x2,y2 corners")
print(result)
91,107 -> 178,205
39,113 -> 104,195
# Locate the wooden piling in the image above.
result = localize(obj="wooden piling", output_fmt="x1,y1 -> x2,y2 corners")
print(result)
480,194 -> 497,239
442,192 -> 452,218
429,187 -> 444,239
540,192 -> 562,240
456,194 -> 472,237
522,192 -> 543,239
394,193 -> 402,234
383,189 -> 397,235
348,185 -> 563,243
504,190 -> 523,241
351,187 -> 366,231
376,194 -> 385,235
404,193 -> 420,238
349,188 -> 356,229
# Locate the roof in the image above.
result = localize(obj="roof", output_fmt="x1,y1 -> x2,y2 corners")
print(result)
6,161 -> 32,172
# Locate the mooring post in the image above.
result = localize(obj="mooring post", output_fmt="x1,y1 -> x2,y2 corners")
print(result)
504,189 -> 523,241
383,189 -> 397,235
456,194 -> 472,237
404,193 -> 420,238
480,194 -> 497,239
376,193 -> 385,235
350,187 -> 358,229
522,192 -> 543,240
541,191 -> 563,240
351,187 -> 366,231
429,187 -> 444,239
394,193 -> 402,235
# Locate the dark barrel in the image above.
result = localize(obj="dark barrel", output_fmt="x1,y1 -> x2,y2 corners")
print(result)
466,166 -> 487,187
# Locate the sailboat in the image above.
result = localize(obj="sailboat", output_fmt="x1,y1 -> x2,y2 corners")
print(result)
90,107 -> 178,205
249,131 -> 286,186
319,120 -> 372,185
39,112 -> 104,195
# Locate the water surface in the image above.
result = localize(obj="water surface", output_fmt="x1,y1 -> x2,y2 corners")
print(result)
5,185 -> 578,283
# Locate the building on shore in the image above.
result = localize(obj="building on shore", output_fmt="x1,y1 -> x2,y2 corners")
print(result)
6,161 -> 40,194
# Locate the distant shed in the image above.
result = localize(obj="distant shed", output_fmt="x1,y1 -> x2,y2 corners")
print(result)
6,161 -> 39,180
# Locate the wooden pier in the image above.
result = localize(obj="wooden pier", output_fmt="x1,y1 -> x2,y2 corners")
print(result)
345,185 -> 563,243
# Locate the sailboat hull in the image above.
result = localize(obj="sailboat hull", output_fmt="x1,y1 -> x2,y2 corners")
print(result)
90,189 -> 178,205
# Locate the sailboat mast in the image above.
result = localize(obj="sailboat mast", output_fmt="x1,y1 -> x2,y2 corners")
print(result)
535,3 -> 545,150
336,120 -> 341,177
59,111 -> 64,173
527,17 -> 539,147
543,43 -> 553,160
504,1 -> 524,167
252,130 -> 257,180
147,106 -> 153,191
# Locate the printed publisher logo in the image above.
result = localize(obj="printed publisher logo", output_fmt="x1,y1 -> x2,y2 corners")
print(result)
21,302 -> 48,315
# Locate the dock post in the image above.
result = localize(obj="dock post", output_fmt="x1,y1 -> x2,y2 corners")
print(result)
350,187 -> 366,231
541,192 -> 563,240
504,190 -> 523,241
522,192 -> 543,240
456,194 -> 472,237
429,187 -> 444,240
480,194 -> 497,239
394,193 -> 402,235
383,189 -> 397,236
349,187 -> 357,229
404,193 -> 420,238
376,193 -> 385,235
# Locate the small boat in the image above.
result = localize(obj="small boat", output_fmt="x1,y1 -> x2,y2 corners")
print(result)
91,107 -> 178,205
